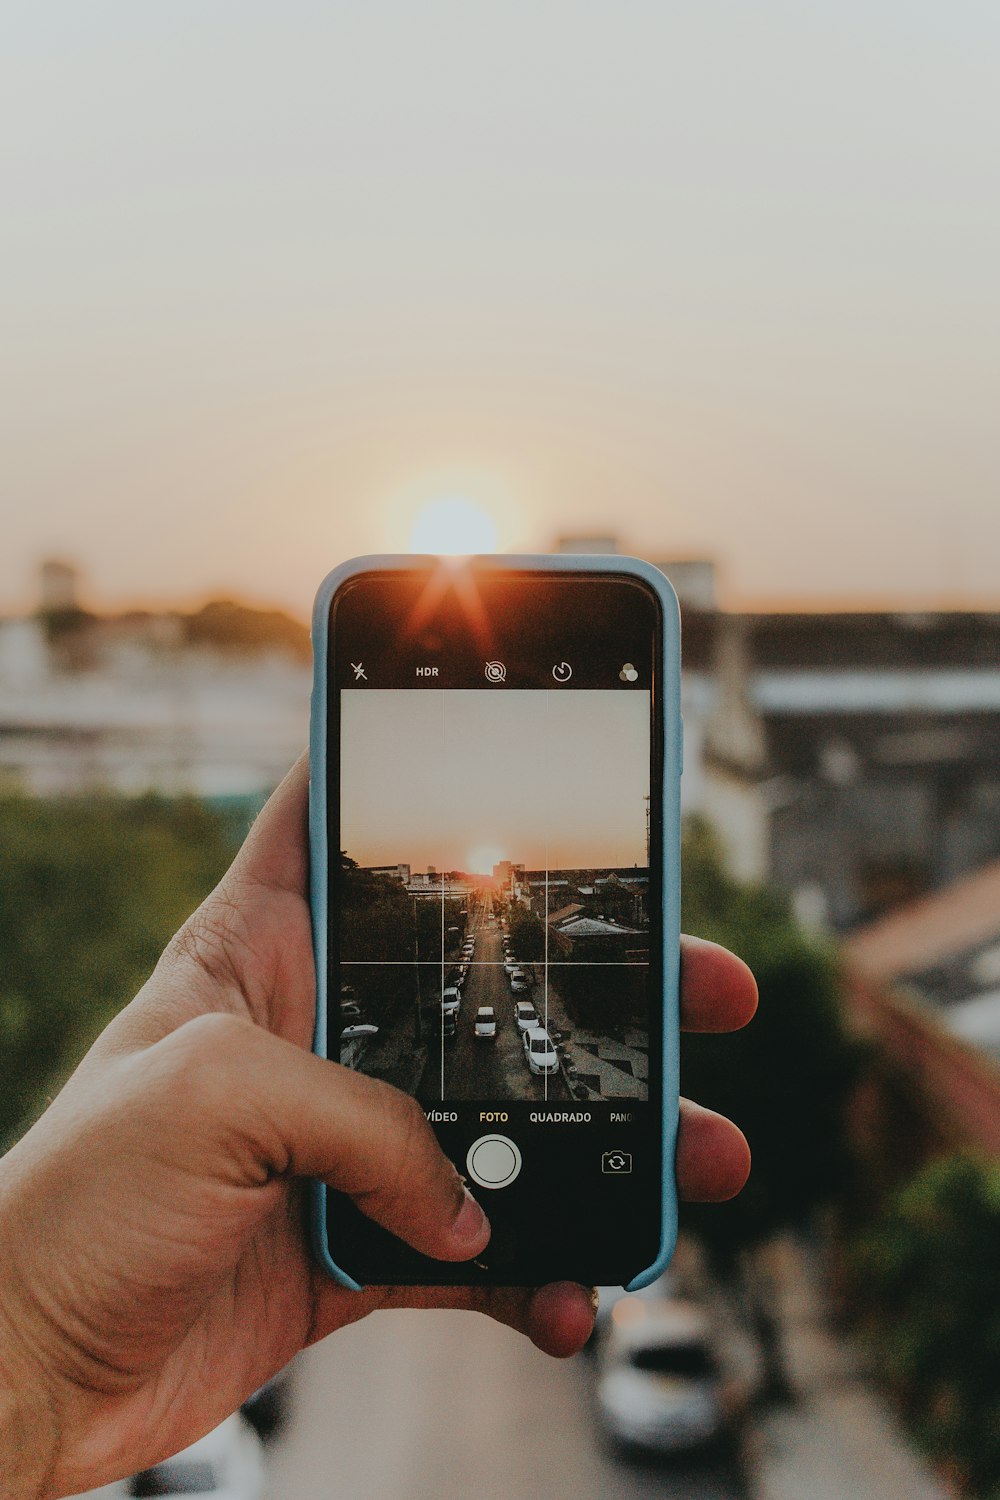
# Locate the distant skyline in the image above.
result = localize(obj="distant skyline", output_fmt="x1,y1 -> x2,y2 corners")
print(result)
2,5 -> 999,616
340,689 -> 649,871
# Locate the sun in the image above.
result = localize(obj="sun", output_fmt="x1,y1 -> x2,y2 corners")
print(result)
468,843 -> 505,876
408,497 -> 498,556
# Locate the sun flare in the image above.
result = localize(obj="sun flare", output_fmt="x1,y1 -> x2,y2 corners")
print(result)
468,843 -> 505,876
408,497 -> 498,556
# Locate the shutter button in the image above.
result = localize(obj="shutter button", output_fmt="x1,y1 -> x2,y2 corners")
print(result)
466,1135 -> 522,1190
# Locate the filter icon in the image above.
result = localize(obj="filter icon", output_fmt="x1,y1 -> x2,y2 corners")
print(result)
619,662 -> 639,682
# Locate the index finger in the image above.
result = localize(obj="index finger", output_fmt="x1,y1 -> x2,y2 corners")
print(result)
230,766 -> 758,1036
680,935 -> 758,1033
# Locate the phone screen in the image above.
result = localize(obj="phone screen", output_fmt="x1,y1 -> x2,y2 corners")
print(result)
324,565 -> 665,1285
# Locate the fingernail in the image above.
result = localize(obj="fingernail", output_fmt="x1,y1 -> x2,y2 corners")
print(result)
589,1286 -> 600,1313
452,1188 -> 490,1246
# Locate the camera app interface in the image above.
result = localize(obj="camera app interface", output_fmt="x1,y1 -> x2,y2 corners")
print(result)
331,572 -> 658,1113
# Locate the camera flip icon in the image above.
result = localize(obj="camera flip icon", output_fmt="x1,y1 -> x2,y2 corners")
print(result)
601,1149 -> 632,1174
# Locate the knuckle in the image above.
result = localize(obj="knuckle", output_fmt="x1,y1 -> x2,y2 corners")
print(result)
156,1011 -> 257,1110
381,1092 -> 438,1204
165,897 -> 242,988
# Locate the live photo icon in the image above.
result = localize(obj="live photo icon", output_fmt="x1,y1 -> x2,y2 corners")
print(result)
602,1150 -> 632,1174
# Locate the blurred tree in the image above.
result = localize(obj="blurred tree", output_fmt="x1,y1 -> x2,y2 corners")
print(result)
184,600 -> 311,661
679,815 -> 859,1398
509,910 -> 545,965
855,1154 -> 1000,1496
0,795 -> 234,1147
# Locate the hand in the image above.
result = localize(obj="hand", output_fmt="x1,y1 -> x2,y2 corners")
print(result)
0,756 -> 756,1499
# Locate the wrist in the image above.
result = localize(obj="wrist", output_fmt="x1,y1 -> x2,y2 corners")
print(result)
0,1158 -> 60,1500
0,1381 -> 59,1500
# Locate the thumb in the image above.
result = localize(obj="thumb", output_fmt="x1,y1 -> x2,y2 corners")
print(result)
152,1013 -> 491,1263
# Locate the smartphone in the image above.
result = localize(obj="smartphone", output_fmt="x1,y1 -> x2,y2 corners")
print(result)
309,553 -> 681,1290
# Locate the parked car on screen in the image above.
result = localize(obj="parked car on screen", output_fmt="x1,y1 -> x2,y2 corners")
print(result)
340,1023 -> 378,1070
128,1414 -> 265,1498
523,1026 -> 558,1075
515,1001 -> 539,1033
596,1299 -> 732,1456
509,968 -> 529,993
441,986 -> 461,1018
474,1006 -> 497,1039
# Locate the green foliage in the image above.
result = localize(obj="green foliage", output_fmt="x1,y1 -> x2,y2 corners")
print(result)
184,600 -> 310,661
855,1155 -> 1000,1495
338,864 -> 466,1023
0,795 -> 234,1145
680,816 -> 858,1258
509,910 -> 545,964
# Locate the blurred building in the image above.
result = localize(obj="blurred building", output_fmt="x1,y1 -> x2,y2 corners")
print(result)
39,557 -> 81,612
361,863 -> 412,883
846,862 -> 1000,1061
556,536 -> 1000,934
0,565 -> 311,801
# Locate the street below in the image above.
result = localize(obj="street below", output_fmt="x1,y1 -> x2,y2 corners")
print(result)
266,1306 -> 745,1500
419,917 -> 571,1104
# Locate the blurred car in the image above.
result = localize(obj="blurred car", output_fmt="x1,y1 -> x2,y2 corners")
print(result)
474,1005 -> 497,1039
515,1001 -> 539,1033
522,1026 -> 558,1075
509,968 -> 529,993
128,1413 -> 265,1497
241,1370 -> 291,1443
596,1298 -> 731,1455
591,1274 -> 675,1344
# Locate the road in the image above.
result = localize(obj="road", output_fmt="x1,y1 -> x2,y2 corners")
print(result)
419,918 -> 571,1104
266,1308 -> 744,1500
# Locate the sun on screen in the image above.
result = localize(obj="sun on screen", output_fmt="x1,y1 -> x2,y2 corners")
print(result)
468,843 -> 505,877
408,497 -> 498,556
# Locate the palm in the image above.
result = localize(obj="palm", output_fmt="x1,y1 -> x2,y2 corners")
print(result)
52,879 -> 342,1475
2,757 -> 756,1496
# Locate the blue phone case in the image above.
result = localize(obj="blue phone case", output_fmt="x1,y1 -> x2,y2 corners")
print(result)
309,553 -> 681,1292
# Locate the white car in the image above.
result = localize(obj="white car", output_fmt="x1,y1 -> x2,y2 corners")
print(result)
128,1413 -> 266,1498
596,1299 -> 730,1455
474,1006 -> 497,1039
509,968 -> 529,993
441,985 -> 461,1018
339,1023 -> 379,1070
522,1026 -> 558,1075
503,956 -> 516,974
515,1001 -> 539,1033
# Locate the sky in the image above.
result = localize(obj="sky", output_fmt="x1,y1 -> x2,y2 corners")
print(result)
340,689 -> 649,872
2,3 -> 999,617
